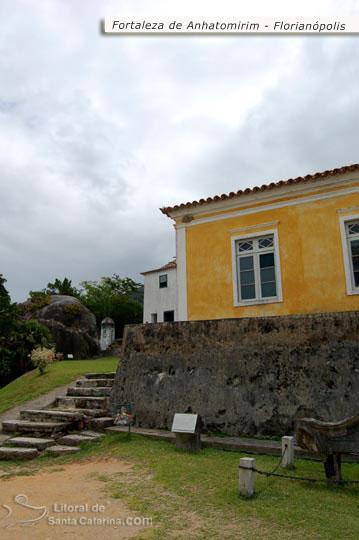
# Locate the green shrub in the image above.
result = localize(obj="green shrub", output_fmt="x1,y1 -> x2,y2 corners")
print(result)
27,291 -> 51,312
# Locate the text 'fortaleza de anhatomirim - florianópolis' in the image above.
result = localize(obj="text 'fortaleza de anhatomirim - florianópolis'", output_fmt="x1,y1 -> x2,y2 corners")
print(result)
108,19 -> 347,33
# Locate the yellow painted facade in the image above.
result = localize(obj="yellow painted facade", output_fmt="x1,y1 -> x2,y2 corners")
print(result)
170,171 -> 359,320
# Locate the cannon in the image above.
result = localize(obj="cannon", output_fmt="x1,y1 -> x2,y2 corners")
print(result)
295,415 -> 359,481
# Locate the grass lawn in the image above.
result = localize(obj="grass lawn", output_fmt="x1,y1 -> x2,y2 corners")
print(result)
0,356 -> 119,415
2,433 -> 359,540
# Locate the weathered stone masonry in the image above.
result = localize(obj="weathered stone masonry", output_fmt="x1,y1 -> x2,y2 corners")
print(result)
110,312 -> 359,436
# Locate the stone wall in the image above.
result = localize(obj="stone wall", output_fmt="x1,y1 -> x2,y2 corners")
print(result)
110,312 -> 359,436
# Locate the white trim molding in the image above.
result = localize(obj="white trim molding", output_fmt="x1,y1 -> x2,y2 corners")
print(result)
176,226 -> 188,320
337,206 -> 359,214
231,228 -> 283,307
339,213 -> 359,295
174,186 -> 359,230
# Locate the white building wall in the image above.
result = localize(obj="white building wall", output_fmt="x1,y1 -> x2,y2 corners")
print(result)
143,267 -> 177,323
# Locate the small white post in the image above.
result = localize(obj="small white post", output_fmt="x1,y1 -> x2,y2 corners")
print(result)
281,436 -> 295,469
239,457 -> 256,497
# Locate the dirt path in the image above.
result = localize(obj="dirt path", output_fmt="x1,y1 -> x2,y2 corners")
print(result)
0,457 -> 152,540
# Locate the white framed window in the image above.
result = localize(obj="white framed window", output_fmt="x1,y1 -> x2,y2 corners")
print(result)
339,214 -> 359,295
231,229 -> 283,306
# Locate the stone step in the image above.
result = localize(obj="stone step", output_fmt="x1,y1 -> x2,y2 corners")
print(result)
57,433 -> 101,446
0,433 -> 12,445
85,372 -> 116,379
5,437 -> 54,450
55,407 -> 108,418
20,409 -> 84,424
67,387 -> 112,397
0,447 -> 40,460
80,430 -> 105,439
56,396 -> 109,410
2,420 -> 68,435
45,445 -> 81,456
88,417 -> 114,432
76,378 -> 114,388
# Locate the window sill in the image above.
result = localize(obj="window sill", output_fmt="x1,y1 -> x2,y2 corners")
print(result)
234,297 -> 283,307
346,289 -> 359,295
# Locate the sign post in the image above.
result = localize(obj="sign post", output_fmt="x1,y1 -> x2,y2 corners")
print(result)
171,413 -> 201,451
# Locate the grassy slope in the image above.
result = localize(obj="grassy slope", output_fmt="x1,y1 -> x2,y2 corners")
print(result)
1,434 -> 359,540
0,357 -> 119,414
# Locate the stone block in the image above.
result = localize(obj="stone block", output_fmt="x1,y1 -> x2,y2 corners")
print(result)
6,437 -> 54,450
45,445 -> 81,455
0,447 -> 40,460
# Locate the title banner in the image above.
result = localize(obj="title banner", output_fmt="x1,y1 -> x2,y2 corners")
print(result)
104,17 -> 359,34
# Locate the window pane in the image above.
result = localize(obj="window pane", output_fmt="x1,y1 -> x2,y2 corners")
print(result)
260,267 -> 276,283
261,281 -> 277,297
351,240 -> 359,256
348,223 -> 359,235
238,240 -> 253,252
352,239 -> 359,286
259,252 -> 275,268
241,284 -> 256,299
240,269 -> 255,285
260,252 -> 276,297
239,255 -> 254,271
258,237 -> 273,249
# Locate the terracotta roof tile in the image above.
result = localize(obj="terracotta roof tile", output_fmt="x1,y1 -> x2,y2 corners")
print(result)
160,163 -> 359,217
141,259 -> 177,276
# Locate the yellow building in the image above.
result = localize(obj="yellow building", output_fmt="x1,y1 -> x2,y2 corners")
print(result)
161,164 -> 359,321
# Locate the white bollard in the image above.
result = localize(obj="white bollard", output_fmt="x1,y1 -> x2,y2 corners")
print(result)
281,436 -> 295,469
239,457 -> 256,497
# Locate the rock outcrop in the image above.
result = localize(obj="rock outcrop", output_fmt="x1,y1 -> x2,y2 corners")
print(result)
24,295 -> 99,359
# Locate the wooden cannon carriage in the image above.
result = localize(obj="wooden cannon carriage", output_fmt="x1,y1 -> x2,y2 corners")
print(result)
295,415 -> 359,481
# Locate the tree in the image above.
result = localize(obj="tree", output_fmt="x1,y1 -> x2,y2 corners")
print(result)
80,275 -> 143,337
45,277 -> 80,297
0,274 -> 52,387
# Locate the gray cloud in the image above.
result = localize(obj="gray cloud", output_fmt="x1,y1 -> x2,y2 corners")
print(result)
186,36 -> 359,197
1,0 -> 358,301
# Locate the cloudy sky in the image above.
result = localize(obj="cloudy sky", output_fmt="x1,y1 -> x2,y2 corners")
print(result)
1,0 -> 358,301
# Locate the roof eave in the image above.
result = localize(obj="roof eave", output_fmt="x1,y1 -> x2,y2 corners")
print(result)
160,164 -> 359,220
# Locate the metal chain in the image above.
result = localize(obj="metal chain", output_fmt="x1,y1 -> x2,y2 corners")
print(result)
238,447 -> 359,485
268,443 -> 287,474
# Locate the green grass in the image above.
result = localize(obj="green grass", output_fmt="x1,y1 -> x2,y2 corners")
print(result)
2,434 -> 359,539
0,356 -> 119,414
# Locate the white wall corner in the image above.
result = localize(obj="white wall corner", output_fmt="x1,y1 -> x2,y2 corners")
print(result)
176,226 -> 188,320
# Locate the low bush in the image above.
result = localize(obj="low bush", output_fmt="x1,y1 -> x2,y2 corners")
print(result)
30,346 -> 56,375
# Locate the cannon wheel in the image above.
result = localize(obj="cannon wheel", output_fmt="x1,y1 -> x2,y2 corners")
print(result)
324,453 -> 342,482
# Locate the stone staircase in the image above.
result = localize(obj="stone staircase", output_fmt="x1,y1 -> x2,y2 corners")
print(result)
0,372 -> 116,460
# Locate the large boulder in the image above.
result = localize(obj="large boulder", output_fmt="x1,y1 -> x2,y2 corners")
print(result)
24,295 -> 99,359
